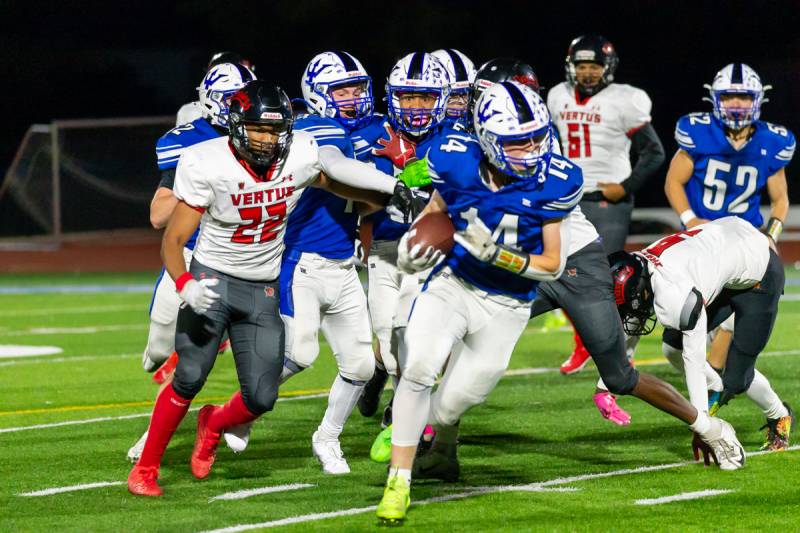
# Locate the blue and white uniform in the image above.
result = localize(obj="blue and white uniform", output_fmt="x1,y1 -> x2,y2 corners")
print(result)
396,133 -> 582,439
143,118 -> 223,369
278,114 -> 373,382
675,113 -> 795,227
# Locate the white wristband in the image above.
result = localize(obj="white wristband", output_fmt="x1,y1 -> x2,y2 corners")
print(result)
679,209 -> 697,226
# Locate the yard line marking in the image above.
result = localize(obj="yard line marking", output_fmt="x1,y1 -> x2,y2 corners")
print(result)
0,353 -> 137,367
198,447 -> 799,532
0,345 -> 63,358
0,284 -> 152,295
209,483 -> 316,502
0,304 -> 142,317
17,481 -> 124,497
634,489 -> 734,505
2,324 -> 148,336
0,392 -> 328,433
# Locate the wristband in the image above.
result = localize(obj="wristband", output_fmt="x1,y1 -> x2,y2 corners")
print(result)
175,272 -> 194,292
679,209 -> 697,226
766,217 -> 783,243
491,245 -> 529,274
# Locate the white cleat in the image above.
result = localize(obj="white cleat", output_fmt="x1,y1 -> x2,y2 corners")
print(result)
701,418 -> 746,470
224,422 -> 253,453
127,431 -> 148,463
312,431 -> 350,475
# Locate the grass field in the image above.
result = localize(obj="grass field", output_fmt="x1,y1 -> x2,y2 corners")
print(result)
1,269 -> 799,531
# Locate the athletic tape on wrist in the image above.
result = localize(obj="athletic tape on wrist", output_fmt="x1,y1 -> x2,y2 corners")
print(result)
175,272 -> 194,293
679,209 -> 696,226
492,245 -> 529,274
766,217 -> 783,243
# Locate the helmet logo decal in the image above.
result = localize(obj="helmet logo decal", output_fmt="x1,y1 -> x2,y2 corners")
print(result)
305,58 -> 331,86
204,68 -> 226,89
477,97 -> 500,125
231,91 -> 252,111
613,265 -> 633,305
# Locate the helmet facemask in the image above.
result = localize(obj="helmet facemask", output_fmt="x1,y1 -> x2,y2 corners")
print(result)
482,126 -> 553,180
325,78 -> 374,128
710,90 -> 763,130
387,88 -> 449,136
231,119 -> 293,167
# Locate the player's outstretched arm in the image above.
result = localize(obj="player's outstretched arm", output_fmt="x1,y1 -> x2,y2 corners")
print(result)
161,201 -> 202,283
664,149 -> 707,228
150,187 -> 178,230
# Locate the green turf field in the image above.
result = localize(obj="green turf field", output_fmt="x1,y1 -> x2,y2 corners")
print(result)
1,270 -> 798,531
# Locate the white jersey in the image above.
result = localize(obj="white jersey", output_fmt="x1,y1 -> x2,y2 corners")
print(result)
174,131 -> 321,281
565,205 -> 599,255
547,82 -> 652,192
642,216 -> 769,332
176,101 -> 203,126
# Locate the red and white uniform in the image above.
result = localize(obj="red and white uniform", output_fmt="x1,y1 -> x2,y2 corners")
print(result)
547,82 -> 652,192
173,131 -> 321,281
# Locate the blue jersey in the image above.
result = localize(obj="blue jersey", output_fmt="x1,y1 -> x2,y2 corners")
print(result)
675,113 -> 795,227
427,129 -> 584,301
353,115 -> 441,241
155,118 -> 223,249
283,115 -> 357,259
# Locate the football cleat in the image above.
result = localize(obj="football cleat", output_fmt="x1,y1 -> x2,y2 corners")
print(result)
708,390 -> 722,416
412,442 -> 460,482
152,352 -> 178,385
190,405 -> 222,479
358,366 -> 389,417
543,309 -> 569,332
759,402 -> 794,451
560,345 -> 591,375
312,431 -> 350,474
126,431 -> 148,463
695,417 -> 745,470
376,474 -> 411,525
127,465 -> 162,497
593,392 -> 631,426
371,425 -> 393,463
223,421 -> 253,453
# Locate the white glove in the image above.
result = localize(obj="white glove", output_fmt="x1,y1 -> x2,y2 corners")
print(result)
178,278 -> 220,314
397,231 -> 444,274
453,217 -> 497,262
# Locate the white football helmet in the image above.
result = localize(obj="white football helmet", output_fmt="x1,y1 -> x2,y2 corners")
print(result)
198,63 -> 256,127
473,81 -> 554,179
301,51 -> 374,129
704,63 -> 770,130
431,49 -> 476,123
386,52 -> 450,136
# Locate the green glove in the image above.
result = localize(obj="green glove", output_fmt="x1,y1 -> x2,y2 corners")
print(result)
397,158 -> 431,188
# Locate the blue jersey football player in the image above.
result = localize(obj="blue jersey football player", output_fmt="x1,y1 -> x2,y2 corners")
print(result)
127,62 -> 255,462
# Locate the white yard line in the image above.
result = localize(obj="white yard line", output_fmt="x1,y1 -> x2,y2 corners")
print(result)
198,448 -> 800,532
634,489 -> 734,505
3,324 -> 148,336
0,304 -> 143,317
17,481 -> 124,497
0,353 -> 137,367
209,483 -> 316,502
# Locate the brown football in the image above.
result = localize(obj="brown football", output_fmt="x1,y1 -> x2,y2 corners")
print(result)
407,211 -> 455,254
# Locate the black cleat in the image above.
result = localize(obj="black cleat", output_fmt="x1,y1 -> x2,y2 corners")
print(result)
412,442 -> 460,482
358,366 -> 389,417
381,397 -> 393,429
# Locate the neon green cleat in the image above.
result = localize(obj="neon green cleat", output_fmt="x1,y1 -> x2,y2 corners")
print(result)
376,474 -> 410,525
543,309 -> 568,332
370,425 -> 393,463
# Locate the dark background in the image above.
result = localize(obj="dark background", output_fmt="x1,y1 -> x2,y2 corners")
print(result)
2,0 -> 798,210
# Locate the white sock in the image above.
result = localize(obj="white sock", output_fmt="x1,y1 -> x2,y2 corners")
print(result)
689,410 -> 712,436
280,358 -> 305,384
317,374 -> 365,441
596,377 -> 609,391
389,466 -> 411,483
704,363 -> 723,392
745,369 -> 788,419
625,334 -> 640,362
391,378 -> 432,447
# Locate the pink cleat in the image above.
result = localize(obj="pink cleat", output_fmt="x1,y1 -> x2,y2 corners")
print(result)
593,392 -> 631,426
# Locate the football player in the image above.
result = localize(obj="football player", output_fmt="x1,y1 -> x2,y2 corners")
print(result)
353,52 -> 450,426
612,216 -> 786,458
431,49 -> 476,129
664,63 -> 794,448
126,62 -> 255,462
549,35 -> 665,379
127,80 -> 419,497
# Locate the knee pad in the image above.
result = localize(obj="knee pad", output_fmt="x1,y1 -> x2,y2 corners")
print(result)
143,321 -> 175,369
400,356 -> 439,389
662,328 -> 683,351
431,388 -> 483,427
243,381 -> 280,415
172,359 -> 206,399
601,366 -> 639,396
338,349 -> 375,383
287,324 -> 320,368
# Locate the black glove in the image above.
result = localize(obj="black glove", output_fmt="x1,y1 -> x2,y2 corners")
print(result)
387,181 -> 415,224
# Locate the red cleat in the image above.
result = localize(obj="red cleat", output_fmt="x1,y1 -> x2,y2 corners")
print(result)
217,339 -> 231,354
152,352 -> 178,385
560,345 -> 591,375
191,405 -> 222,479
127,465 -> 162,497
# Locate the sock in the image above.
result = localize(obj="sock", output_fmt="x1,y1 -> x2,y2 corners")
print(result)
391,378 -> 432,447
279,358 -> 306,384
745,369 -> 788,419
207,390 -> 258,434
137,384 -> 191,468
689,410 -> 712,436
317,374 -> 365,441
596,378 -> 609,391
704,363 -> 724,392
625,334 -> 640,362
389,466 -> 412,484
433,422 -> 459,445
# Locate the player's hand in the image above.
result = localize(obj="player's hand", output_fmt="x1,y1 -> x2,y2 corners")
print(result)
387,181 -> 415,224
397,231 -> 444,274
598,182 -> 627,203
454,217 -> 497,262
179,278 -> 220,314
397,158 -> 432,188
691,431 -> 716,467
686,217 -> 711,229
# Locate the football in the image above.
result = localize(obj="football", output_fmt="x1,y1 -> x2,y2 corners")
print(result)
407,211 -> 455,255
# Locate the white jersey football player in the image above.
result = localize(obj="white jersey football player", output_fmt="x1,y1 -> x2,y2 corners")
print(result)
611,216 -> 787,469
127,81 -> 419,497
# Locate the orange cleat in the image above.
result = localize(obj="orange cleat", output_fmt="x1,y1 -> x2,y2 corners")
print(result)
191,405 -> 222,479
127,465 -> 162,497
559,345 -> 591,375
152,352 -> 178,385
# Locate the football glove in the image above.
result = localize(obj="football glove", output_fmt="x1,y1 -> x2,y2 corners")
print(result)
397,158 -> 431,188
179,278 -> 220,314
397,231 -> 444,274
454,217 -> 530,275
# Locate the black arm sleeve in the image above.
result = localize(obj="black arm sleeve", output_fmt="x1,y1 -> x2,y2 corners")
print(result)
158,168 -> 176,190
620,123 -> 665,196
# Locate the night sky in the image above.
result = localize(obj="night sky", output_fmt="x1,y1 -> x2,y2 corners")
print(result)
3,0 -> 799,210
